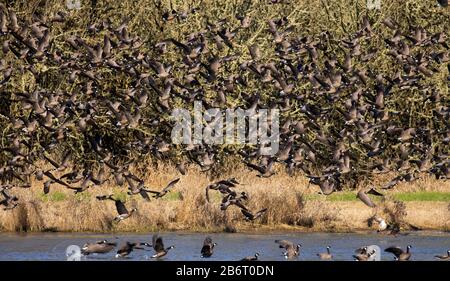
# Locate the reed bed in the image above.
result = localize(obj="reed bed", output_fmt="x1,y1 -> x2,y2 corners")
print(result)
1,163 -> 448,232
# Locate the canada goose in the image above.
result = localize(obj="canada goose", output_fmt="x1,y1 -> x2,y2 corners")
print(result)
307,174 -> 339,195
241,208 -> 267,221
0,189 -> 19,210
220,192 -> 249,211
113,201 -> 137,222
317,246 -> 332,260
435,250 -> 450,260
82,240 -> 117,255
148,59 -> 172,78
96,195 -> 137,222
276,141 -> 292,162
64,172 -> 93,194
200,237 -> 217,258
125,176 -> 150,201
115,242 -> 149,258
205,178 -> 239,202
382,175 -> 403,189
151,234 -> 175,258
240,253 -> 259,261
43,170 -> 74,189
275,240 -> 301,259
141,178 -> 180,199
385,245 -> 412,261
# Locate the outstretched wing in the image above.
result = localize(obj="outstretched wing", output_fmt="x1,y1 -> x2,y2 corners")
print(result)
234,201 -> 249,211
384,246 -> 403,257
243,161 -> 265,174
139,189 -> 151,201
201,244 -> 210,255
152,234 -> 164,252
115,200 -> 129,215
382,176 -> 402,189
96,194 -> 113,201
216,178 -> 237,187
256,208 -> 267,217
241,208 -> 253,219
275,239 -> 294,249
366,187 -> 384,196
43,171 -> 73,188
357,190 -> 375,207
163,178 -> 180,192
169,38 -> 191,53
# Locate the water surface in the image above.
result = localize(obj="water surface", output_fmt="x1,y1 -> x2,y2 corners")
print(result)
0,231 -> 448,261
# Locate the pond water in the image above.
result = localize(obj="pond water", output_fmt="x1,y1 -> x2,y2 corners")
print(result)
0,231 -> 448,261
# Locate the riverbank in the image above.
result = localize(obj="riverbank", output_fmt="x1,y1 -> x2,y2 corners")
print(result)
1,200 -> 448,233
1,166 -> 449,233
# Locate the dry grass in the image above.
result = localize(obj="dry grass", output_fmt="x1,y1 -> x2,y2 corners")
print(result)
1,163 -> 448,232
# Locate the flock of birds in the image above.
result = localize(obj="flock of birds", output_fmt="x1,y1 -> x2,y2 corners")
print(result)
79,235 -> 450,261
0,2 -> 449,235
90,177 -> 267,223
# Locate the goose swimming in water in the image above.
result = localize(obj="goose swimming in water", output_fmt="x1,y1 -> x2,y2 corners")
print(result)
317,246 -> 332,260
240,253 -> 259,261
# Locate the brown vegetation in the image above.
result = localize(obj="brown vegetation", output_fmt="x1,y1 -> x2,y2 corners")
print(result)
1,164 -> 448,232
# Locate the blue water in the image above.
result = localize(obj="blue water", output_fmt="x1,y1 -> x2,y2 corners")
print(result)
0,231 -> 448,261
